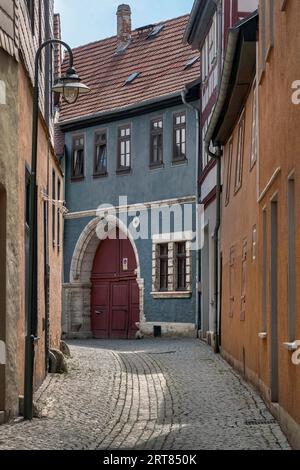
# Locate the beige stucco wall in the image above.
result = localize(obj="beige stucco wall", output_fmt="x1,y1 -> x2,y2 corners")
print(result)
0,48 -> 20,419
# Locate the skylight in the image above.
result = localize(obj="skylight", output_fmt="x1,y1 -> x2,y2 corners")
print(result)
115,40 -> 131,55
124,72 -> 140,86
147,24 -> 165,39
184,56 -> 200,70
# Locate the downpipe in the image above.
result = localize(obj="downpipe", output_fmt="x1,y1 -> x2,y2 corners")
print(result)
205,142 -> 222,354
181,89 -> 201,335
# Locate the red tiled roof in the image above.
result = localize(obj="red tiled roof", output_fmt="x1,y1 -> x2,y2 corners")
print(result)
59,15 -> 200,123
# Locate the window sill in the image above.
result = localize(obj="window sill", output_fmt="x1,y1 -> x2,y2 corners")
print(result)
149,162 -> 164,170
283,341 -> 299,351
151,291 -> 192,299
71,176 -> 85,182
172,158 -> 188,167
93,172 -> 108,179
116,168 -> 131,175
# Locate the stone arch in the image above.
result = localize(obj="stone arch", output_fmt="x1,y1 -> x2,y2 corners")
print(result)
65,215 -> 145,338
70,215 -> 141,283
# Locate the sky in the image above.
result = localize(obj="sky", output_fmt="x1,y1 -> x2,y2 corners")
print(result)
54,0 -> 195,48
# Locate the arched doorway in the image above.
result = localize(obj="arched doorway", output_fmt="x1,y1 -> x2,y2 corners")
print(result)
91,229 -> 140,339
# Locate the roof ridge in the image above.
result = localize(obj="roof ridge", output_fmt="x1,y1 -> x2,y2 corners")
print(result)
71,13 -> 190,52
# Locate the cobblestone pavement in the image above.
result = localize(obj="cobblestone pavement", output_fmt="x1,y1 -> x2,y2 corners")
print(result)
0,339 -> 291,450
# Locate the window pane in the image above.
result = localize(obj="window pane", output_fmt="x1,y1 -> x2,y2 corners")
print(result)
95,145 -> 107,173
121,141 -> 125,156
181,128 -> 186,143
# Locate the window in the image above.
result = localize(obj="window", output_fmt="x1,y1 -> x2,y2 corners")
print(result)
176,242 -> 187,291
152,236 -> 192,297
234,111 -> 245,193
201,15 -> 217,82
240,240 -> 247,321
267,0 -> 274,55
94,131 -> 107,176
57,178 -> 61,251
260,0 -> 266,71
288,177 -> 296,341
250,82 -> 258,168
52,170 -> 56,247
124,72 -> 140,86
118,125 -> 131,172
173,112 -> 186,162
260,0 -> 274,74
147,24 -> 165,39
26,0 -> 35,34
159,244 -> 169,291
72,135 -> 85,179
184,56 -> 200,70
150,118 -> 163,167
225,138 -> 233,206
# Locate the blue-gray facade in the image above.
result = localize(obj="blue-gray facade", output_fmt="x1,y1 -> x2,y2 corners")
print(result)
62,101 -> 198,335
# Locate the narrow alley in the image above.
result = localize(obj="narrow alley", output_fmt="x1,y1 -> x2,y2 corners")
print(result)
0,340 -> 290,451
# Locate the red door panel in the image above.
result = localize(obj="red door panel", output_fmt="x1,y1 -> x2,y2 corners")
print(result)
92,283 -> 110,339
92,238 -> 119,278
128,281 -> 140,338
120,239 -> 137,274
91,236 -> 140,339
110,282 -> 128,339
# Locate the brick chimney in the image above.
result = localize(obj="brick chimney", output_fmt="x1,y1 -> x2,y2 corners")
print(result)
117,4 -> 132,48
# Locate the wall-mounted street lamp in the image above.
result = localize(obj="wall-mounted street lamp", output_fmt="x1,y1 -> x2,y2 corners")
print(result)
24,39 -> 90,421
52,65 -> 90,104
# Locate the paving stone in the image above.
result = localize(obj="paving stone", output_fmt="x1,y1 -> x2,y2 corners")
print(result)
0,339 -> 291,450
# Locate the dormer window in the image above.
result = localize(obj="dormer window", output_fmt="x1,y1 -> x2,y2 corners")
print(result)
184,56 -> 200,70
124,72 -> 140,86
147,24 -> 165,39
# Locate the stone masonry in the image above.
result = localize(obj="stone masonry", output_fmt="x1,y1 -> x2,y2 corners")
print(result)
0,339 -> 291,450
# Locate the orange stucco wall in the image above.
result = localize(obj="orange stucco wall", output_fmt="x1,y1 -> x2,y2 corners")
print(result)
220,84 -> 260,384
220,1 -> 300,449
257,0 -> 300,431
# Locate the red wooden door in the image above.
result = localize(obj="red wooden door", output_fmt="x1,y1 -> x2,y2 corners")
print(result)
91,233 -> 139,339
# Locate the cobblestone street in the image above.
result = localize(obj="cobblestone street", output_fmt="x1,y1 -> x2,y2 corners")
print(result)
0,340 -> 290,450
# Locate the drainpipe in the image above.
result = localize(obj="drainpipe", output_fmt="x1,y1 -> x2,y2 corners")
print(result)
181,88 -> 201,334
205,142 -> 222,354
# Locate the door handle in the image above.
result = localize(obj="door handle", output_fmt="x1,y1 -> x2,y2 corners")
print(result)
95,310 -> 104,315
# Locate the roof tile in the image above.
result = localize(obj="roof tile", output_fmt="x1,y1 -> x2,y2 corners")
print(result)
59,15 -> 200,123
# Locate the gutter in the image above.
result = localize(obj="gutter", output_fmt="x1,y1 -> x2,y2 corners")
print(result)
204,11 -> 258,354
181,87 -> 201,333
59,90 -> 199,131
